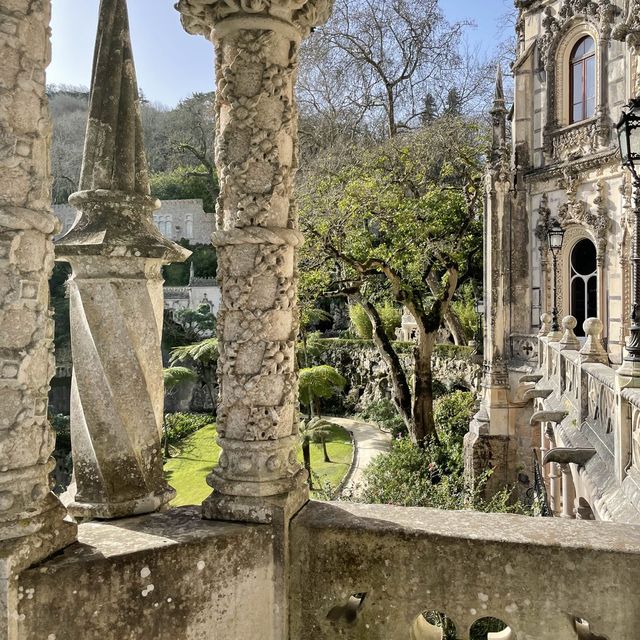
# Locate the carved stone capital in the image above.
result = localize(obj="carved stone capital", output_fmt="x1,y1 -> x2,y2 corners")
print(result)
176,0 -> 334,38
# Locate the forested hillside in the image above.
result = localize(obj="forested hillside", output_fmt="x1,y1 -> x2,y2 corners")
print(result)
48,86 -> 218,211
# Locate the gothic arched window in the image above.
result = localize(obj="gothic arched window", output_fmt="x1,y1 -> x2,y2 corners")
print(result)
570,36 -> 596,124
570,238 -> 597,336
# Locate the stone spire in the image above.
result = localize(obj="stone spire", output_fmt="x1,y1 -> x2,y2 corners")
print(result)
491,65 -> 507,153
56,0 -> 190,519
79,0 -> 148,195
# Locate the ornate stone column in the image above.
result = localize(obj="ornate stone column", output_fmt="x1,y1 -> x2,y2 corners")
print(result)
177,0 -> 333,523
0,1 -> 76,636
56,0 -> 190,519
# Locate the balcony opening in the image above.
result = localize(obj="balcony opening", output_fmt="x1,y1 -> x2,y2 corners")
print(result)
326,592 -> 366,625
574,617 -> 609,639
469,617 -> 513,639
411,611 -> 457,640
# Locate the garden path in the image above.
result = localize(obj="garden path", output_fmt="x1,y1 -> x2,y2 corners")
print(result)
328,417 -> 392,500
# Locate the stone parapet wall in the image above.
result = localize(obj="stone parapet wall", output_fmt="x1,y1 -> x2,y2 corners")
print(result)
290,500 -> 640,640
307,340 -> 480,413
16,508 -> 278,640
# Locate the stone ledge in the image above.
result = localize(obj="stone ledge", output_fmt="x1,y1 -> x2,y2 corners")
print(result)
290,501 -> 640,639
16,507 -> 277,640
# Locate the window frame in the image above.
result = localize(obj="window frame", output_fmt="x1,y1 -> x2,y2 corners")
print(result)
569,36 -> 596,125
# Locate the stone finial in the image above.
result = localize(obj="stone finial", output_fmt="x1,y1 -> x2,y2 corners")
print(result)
559,315 -> 580,350
79,0 -> 148,195
539,313 -> 552,336
55,0 -> 190,519
579,318 -> 608,364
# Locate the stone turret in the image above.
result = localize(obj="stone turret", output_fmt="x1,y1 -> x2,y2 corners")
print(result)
56,0 -> 190,519
491,65 -> 508,158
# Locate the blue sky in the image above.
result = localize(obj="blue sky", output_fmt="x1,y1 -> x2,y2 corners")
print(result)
48,0 -> 514,107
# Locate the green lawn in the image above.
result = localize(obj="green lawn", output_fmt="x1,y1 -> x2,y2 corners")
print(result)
164,421 -> 353,506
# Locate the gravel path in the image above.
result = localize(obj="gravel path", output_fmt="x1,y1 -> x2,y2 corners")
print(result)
328,417 -> 392,500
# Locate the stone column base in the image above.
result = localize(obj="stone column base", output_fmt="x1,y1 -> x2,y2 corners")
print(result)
202,473 -> 309,525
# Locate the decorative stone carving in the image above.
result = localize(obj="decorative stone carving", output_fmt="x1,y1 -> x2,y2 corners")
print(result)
552,121 -> 598,161
0,1 -> 77,637
557,172 -> 611,260
177,0 -> 333,523
510,334 -> 538,362
613,0 -> 640,92
56,0 -> 190,518
539,0 -> 619,68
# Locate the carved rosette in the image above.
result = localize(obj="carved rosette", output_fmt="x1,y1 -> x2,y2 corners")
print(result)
177,0 -> 333,521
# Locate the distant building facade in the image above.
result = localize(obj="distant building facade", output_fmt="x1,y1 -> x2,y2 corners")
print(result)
466,0 -> 640,523
53,198 -> 214,245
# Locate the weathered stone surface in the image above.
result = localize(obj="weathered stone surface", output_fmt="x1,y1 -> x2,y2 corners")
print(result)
0,1 -> 76,637
177,0 -> 333,523
290,500 -> 640,640
16,508 -> 277,640
55,0 -> 190,519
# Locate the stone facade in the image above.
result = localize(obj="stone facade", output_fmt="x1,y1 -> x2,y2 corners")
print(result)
467,0 -> 640,518
54,198 -> 214,244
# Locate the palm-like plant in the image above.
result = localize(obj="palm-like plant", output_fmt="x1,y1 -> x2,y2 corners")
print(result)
298,365 -> 347,419
169,338 -> 219,412
162,366 -> 198,457
299,417 -> 336,489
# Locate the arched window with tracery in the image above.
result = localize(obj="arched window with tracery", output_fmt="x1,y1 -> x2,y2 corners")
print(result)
570,36 -> 596,124
570,238 -> 597,336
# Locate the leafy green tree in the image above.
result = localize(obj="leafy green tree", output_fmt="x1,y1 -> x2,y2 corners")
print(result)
169,338 -> 219,413
298,365 -> 347,419
163,242 -> 218,287
162,367 -> 198,456
299,117 -> 483,444
349,302 -> 401,340
163,303 -> 216,350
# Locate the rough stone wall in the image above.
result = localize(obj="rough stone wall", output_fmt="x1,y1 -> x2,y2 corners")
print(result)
308,341 -> 480,414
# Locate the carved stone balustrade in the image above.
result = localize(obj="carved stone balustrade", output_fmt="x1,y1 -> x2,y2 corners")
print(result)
291,501 -> 640,640
176,0 -> 333,524
56,0 -> 190,519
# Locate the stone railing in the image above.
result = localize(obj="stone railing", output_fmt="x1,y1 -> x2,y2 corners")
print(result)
290,501 -> 640,640
530,316 -> 640,523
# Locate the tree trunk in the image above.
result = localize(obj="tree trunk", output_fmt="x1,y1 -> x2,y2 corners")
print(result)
353,294 -> 413,435
302,437 -> 312,489
443,307 -> 465,346
322,439 -> 331,463
163,419 -> 170,459
412,334 -> 437,445
427,272 -> 465,345
315,397 -> 322,418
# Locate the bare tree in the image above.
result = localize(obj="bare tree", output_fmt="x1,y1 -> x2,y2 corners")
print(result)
299,0 -> 469,138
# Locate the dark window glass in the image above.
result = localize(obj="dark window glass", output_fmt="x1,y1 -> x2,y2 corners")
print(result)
570,36 -> 596,124
570,238 -> 598,337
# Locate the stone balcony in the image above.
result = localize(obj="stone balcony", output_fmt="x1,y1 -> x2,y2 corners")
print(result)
10,500 -> 640,639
